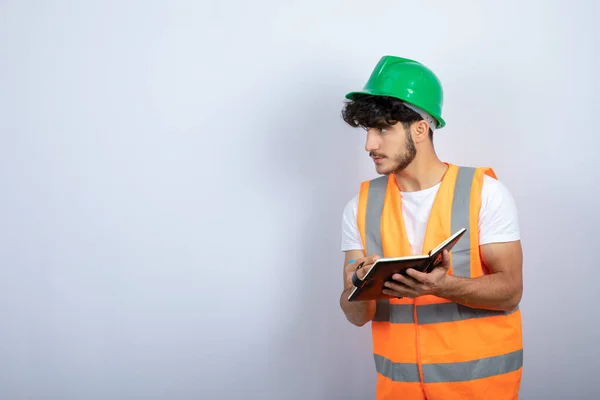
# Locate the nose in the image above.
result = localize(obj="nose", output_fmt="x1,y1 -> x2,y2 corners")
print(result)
365,129 -> 380,152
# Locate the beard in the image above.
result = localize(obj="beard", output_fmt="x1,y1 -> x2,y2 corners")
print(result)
371,133 -> 417,175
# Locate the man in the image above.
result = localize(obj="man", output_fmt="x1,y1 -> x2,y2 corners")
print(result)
338,56 -> 523,400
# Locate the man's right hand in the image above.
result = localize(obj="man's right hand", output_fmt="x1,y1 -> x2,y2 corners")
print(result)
343,254 -> 381,293
340,252 -> 379,326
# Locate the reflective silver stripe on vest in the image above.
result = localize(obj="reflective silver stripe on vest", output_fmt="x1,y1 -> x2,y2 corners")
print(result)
374,349 -> 523,383
450,166 -> 475,278
365,175 -> 388,257
364,176 -> 391,321
373,303 -> 517,324
373,354 -> 421,383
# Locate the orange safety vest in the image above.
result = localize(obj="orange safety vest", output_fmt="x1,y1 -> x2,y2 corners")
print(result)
356,163 -> 523,400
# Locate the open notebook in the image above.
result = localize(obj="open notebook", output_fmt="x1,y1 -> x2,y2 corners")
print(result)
347,228 -> 467,302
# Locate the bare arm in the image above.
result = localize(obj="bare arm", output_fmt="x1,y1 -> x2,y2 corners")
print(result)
386,241 -> 523,311
339,250 -> 377,326
436,240 -> 523,311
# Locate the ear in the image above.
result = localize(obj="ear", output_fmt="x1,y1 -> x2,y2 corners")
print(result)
411,120 -> 430,144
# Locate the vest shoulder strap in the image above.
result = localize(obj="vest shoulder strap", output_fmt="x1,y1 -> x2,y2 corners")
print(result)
451,166 -> 475,277
363,175 -> 388,257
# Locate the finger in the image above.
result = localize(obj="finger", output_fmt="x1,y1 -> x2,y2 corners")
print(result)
405,268 -> 430,283
363,254 -> 381,266
382,286 -> 419,298
357,265 -> 369,279
345,257 -> 366,274
391,272 -> 421,289
344,259 -> 359,273
382,289 -> 405,298
442,250 -> 451,266
356,255 -> 380,278
384,280 -> 420,295
348,259 -> 370,280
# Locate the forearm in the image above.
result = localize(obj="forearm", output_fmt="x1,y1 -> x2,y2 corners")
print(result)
339,288 -> 376,326
436,272 -> 522,311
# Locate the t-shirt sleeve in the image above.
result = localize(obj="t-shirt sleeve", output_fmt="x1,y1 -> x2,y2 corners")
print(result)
341,194 -> 364,251
478,175 -> 521,245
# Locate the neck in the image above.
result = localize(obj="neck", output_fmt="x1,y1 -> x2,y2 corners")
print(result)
394,153 -> 448,192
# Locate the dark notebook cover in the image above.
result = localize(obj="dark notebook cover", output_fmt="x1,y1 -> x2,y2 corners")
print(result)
347,228 -> 467,302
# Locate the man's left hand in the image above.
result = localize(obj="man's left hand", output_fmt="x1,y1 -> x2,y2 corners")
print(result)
382,250 -> 451,298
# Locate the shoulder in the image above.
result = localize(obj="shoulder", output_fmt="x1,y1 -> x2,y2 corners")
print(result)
480,174 -> 516,207
341,194 -> 363,251
342,194 -> 359,222
481,173 -> 510,196
478,173 -> 521,245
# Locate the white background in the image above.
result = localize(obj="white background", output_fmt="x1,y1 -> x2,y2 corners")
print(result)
1,1 -> 599,399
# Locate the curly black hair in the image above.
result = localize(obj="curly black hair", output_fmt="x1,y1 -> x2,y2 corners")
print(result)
341,94 -> 433,140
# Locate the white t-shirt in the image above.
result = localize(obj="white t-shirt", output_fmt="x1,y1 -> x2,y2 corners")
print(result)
341,175 -> 520,255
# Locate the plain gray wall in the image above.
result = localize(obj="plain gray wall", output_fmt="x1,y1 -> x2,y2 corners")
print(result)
1,0 -> 599,399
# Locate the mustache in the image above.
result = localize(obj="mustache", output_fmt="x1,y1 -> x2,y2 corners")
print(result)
370,152 -> 385,158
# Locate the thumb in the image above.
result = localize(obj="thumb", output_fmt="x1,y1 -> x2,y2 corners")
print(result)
441,250 -> 451,268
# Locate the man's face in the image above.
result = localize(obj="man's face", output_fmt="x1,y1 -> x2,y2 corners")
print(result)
365,122 -> 416,175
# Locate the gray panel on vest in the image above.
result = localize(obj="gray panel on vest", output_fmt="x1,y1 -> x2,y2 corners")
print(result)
365,176 -> 389,323
451,167 -> 475,278
372,299 -> 391,322
365,176 -> 388,257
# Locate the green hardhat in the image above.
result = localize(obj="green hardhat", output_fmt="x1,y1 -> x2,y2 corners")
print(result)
345,55 -> 446,129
